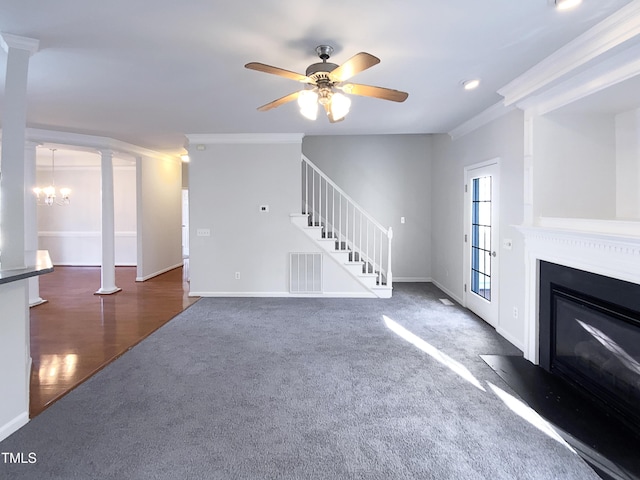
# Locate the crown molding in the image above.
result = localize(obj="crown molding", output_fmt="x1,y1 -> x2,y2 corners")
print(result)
0,33 -> 39,55
498,1 -> 640,106
448,101 -> 516,140
518,41 -> 640,115
185,133 -> 304,145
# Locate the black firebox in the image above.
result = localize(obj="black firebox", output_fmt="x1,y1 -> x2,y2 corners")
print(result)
539,261 -> 640,433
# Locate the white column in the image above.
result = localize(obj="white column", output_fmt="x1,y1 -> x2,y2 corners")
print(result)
24,141 -> 46,306
0,33 -> 39,270
95,149 -> 121,294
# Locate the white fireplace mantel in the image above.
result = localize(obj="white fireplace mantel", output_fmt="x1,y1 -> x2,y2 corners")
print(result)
516,218 -> 640,364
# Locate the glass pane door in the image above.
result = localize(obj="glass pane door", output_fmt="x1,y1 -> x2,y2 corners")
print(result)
471,176 -> 492,301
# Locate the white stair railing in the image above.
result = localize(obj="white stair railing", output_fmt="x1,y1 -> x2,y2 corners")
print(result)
301,155 -> 393,287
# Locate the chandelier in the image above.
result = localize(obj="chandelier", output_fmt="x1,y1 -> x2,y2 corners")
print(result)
33,148 -> 71,206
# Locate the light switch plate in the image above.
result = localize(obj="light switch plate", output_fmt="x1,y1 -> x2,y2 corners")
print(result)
196,228 -> 210,237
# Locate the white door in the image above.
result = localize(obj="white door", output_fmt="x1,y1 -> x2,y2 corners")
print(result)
464,161 -> 500,327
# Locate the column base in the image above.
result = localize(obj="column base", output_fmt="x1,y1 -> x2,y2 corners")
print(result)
94,287 -> 122,295
29,297 -> 47,307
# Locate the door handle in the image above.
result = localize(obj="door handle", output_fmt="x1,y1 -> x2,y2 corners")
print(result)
491,251 -> 497,257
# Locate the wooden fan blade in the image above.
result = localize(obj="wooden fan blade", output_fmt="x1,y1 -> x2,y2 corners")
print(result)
341,83 -> 408,102
257,91 -> 300,111
245,62 -> 313,83
329,52 -> 380,83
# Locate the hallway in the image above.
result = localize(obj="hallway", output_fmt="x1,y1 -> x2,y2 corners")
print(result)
29,266 -> 198,417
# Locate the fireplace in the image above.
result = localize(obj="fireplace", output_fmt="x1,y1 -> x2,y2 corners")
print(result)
539,261 -> 640,431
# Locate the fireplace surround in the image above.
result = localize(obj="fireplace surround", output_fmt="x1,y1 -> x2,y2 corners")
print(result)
538,261 -> 640,431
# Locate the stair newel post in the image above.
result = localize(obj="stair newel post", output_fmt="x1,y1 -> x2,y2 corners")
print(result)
312,169 -> 315,225
332,188 -> 335,238
318,176 -> 322,228
323,181 -> 327,228
346,201 -> 349,251
373,227 -> 377,276
339,195 -> 342,249
379,229 -> 383,285
305,161 -> 308,216
359,212 -> 363,263
387,227 -> 393,287
366,219 -> 369,272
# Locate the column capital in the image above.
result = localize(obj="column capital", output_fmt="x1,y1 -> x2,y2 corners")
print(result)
99,149 -> 115,158
0,33 -> 39,56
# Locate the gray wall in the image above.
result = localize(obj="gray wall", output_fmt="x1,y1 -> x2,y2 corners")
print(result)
431,110 -> 526,349
302,134 -> 432,281
188,141 -> 338,294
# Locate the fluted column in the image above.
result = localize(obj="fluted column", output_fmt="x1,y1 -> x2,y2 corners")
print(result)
0,33 -> 39,270
95,149 -> 121,295
24,141 -> 46,306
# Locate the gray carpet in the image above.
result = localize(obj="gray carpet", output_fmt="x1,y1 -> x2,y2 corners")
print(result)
0,283 -> 600,479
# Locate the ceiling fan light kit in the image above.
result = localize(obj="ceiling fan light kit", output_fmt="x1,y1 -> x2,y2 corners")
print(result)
245,45 -> 408,123
554,0 -> 582,10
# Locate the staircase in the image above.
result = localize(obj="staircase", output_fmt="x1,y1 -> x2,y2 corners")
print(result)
290,155 -> 393,298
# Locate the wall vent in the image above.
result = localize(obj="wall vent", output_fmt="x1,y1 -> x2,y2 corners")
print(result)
290,253 -> 323,294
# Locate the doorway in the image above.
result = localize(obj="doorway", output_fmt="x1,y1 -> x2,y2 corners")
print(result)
464,160 -> 500,327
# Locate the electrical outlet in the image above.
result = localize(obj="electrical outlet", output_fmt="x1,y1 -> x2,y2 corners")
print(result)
235,272 -> 240,280
260,205 -> 269,212
400,217 -> 405,224
513,307 -> 519,319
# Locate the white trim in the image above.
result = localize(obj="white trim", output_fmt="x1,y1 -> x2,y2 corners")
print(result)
51,262 -> 137,267
431,279 -> 464,306
393,277 -> 432,282
0,412 -> 29,443
38,231 -> 137,238
185,133 -> 304,145
498,1 -> 640,106
537,217 -> 640,237
0,33 -> 39,55
22,128 -> 177,163
190,291 -> 376,298
496,326 -> 525,353
519,42 -> 640,115
448,102 -> 515,140
36,164 -> 136,171
515,224 -> 640,363
135,262 -> 183,282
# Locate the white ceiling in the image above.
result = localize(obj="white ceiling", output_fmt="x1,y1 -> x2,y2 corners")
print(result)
0,0 -> 634,154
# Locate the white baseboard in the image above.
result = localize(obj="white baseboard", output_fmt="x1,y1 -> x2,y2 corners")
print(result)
496,326 -> 525,352
0,412 -> 29,443
136,262 -> 183,282
430,279 -> 464,305
52,263 -> 137,267
393,277 -> 432,282
189,291 -> 377,298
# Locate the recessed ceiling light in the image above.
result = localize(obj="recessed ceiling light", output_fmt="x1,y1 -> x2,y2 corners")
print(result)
462,79 -> 480,91
555,0 -> 582,10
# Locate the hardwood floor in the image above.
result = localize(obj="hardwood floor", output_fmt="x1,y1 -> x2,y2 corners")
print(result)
29,265 -> 198,417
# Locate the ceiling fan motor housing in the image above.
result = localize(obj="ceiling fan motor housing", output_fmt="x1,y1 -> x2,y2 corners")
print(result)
305,62 -> 339,80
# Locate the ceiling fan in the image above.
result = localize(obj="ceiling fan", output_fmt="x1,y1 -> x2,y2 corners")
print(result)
245,45 -> 409,123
